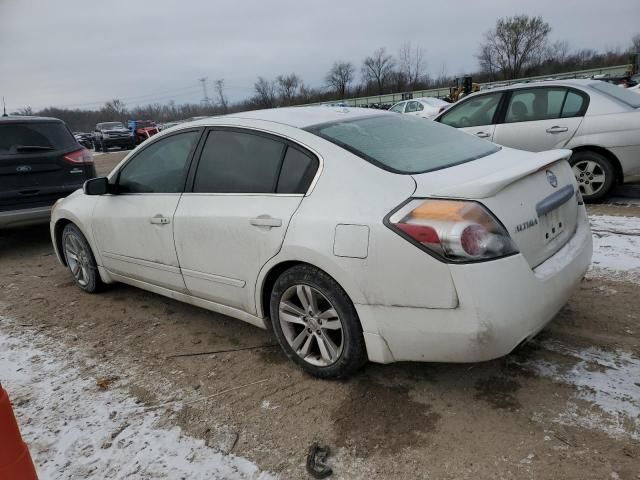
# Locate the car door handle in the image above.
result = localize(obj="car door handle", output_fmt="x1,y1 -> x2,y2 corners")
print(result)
149,214 -> 170,225
250,216 -> 282,228
546,126 -> 568,133
474,131 -> 490,138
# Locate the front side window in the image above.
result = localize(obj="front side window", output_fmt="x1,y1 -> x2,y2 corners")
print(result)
306,114 -> 500,174
117,131 -> 198,193
389,102 -> 405,113
193,130 -> 285,193
439,92 -> 502,128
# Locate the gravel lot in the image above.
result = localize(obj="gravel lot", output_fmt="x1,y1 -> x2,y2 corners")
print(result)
1,150 -> 639,479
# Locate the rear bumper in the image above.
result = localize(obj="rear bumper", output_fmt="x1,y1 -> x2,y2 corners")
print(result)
357,206 -> 592,364
0,206 -> 51,229
102,137 -> 133,147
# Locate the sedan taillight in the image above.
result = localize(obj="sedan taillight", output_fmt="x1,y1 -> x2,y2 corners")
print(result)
63,148 -> 93,165
387,199 -> 518,262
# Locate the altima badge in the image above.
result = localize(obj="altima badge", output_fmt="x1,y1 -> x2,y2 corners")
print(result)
546,170 -> 558,188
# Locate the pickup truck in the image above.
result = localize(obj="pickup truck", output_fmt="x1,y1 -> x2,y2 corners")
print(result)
93,122 -> 134,152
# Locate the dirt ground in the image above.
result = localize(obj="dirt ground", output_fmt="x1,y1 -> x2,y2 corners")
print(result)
1,151 -> 640,479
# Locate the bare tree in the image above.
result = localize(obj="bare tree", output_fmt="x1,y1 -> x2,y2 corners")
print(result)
476,44 -> 498,80
361,48 -> 395,94
478,15 -> 551,79
398,42 -> 426,89
276,73 -> 301,105
214,79 -> 228,113
632,33 -> 640,52
325,61 -> 355,98
252,77 -> 277,109
15,106 -> 33,116
102,99 -> 127,118
545,40 -> 570,64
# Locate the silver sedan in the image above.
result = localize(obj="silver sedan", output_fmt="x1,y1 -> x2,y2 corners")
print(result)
434,79 -> 640,201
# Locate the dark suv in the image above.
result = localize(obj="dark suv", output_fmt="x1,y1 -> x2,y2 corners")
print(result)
0,116 -> 96,229
93,122 -> 135,152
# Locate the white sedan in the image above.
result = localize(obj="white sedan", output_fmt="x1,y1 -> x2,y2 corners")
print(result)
389,97 -> 450,119
50,107 -> 592,378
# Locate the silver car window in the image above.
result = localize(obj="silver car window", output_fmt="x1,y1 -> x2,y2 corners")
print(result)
504,88 -> 566,123
439,92 -> 502,128
389,102 -> 405,113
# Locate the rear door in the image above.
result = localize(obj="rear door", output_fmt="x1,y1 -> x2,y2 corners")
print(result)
438,92 -> 504,141
92,129 -> 200,292
173,127 -> 319,314
492,87 -> 586,151
0,120 -> 91,212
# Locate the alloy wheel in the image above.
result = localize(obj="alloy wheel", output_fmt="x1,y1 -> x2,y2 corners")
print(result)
572,160 -> 606,197
278,285 -> 344,367
64,234 -> 91,287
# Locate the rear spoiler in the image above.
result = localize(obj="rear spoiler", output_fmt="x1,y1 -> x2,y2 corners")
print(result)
428,149 -> 572,199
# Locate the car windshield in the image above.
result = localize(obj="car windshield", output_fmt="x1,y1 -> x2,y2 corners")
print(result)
305,114 -> 500,174
0,122 -> 77,154
102,122 -> 124,130
590,81 -> 640,108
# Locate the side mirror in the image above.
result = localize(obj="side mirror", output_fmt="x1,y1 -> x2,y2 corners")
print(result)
84,177 -> 110,195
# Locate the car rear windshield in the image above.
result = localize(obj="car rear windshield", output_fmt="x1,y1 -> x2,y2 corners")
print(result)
101,122 -> 125,130
305,114 -> 500,174
590,81 -> 640,108
0,121 -> 78,154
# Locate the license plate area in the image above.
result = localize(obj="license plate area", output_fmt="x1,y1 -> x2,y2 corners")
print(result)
540,208 -> 565,244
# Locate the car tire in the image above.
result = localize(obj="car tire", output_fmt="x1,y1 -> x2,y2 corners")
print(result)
270,264 -> 367,378
569,150 -> 616,202
61,223 -> 104,293
102,142 -> 108,153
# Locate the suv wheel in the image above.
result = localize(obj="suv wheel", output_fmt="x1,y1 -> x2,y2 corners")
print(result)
570,150 -> 615,202
62,223 -> 103,293
270,265 -> 367,378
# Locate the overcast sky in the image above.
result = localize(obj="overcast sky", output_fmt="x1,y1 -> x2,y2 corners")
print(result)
1,0 -> 638,112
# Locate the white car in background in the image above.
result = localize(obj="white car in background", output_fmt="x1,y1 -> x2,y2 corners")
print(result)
434,79 -> 640,201
50,107 -> 592,378
389,97 -> 450,119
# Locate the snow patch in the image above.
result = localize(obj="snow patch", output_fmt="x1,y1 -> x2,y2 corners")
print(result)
588,214 -> 640,284
527,338 -> 640,439
0,318 -> 275,480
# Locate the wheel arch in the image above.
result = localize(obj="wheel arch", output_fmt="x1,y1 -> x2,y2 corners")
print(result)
570,145 -> 623,185
53,218 -> 73,266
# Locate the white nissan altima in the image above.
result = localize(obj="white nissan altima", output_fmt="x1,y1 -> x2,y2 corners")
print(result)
50,107 -> 592,378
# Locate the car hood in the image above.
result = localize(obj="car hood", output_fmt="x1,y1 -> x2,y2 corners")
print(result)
411,147 -> 572,199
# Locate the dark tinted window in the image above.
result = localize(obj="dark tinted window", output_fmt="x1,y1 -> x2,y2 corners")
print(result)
306,114 -> 500,174
194,130 -> 285,193
0,122 -> 77,154
439,93 -> 502,128
277,147 -> 318,194
118,131 -> 198,193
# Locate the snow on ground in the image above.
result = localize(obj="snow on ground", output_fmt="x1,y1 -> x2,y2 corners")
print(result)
588,214 -> 640,284
0,318 -> 275,480
526,339 -> 640,440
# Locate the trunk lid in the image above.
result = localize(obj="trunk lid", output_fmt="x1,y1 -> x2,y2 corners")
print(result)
412,147 -> 580,268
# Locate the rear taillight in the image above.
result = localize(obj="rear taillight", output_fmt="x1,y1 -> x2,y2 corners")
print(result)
63,148 -> 93,165
387,199 -> 518,262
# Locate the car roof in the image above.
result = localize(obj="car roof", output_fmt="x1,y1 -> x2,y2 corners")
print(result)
0,115 -> 63,123
187,106 -> 388,129
479,78 -> 598,94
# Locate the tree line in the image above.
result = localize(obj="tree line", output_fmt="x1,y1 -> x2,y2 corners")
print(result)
13,16 -> 639,132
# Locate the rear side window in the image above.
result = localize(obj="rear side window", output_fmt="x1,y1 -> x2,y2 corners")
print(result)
118,131 -> 198,193
276,148 -> 318,194
306,114 -> 500,174
504,88 -> 567,123
194,130 -> 285,193
0,122 -> 77,154
561,91 -> 587,117
439,92 -> 502,128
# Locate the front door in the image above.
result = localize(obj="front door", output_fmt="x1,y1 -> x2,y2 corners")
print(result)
492,87 -> 586,152
92,129 -> 200,292
438,91 -> 504,142
173,128 -> 319,314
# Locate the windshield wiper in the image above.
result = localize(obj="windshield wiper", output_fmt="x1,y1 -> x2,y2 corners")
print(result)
15,145 -> 54,151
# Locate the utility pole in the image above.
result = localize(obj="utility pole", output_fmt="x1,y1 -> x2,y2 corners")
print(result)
199,77 -> 211,106
2,97 -> 7,117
